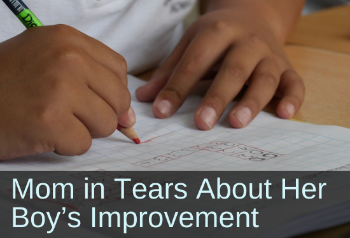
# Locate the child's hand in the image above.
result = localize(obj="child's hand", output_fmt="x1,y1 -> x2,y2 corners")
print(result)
0,25 -> 134,160
136,6 -> 305,130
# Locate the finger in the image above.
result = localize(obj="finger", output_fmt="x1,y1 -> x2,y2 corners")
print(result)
72,86 -> 118,138
82,55 -> 131,117
194,43 -> 267,130
118,107 -> 137,128
136,28 -> 195,102
276,70 -> 305,119
55,115 -> 92,156
83,38 -> 128,86
51,46 -> 131,122
135,75 -> 170,103
229,58 -> 282,128
152,30 -> 234,118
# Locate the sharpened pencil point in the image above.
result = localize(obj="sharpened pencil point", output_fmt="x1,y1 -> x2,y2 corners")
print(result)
117,124 -> 140,144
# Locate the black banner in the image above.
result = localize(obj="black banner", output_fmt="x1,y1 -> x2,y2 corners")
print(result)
1,172 -> 350,238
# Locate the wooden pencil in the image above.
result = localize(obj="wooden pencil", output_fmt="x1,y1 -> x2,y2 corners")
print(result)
117,124 -> 141,144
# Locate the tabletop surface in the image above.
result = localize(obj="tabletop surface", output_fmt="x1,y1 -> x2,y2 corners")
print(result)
279,45 -> 350,128
288,5 -> 350,54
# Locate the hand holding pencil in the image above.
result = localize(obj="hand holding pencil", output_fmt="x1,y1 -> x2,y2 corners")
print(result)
3,0 -> 140,145
0,0 -> 140,160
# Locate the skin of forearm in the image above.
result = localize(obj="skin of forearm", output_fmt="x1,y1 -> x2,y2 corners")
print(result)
200,0 -> 306,43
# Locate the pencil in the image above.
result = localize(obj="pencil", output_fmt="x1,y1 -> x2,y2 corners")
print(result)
3,0 -> 141,145
2,0 -> 43,28
117,124 -> 141,144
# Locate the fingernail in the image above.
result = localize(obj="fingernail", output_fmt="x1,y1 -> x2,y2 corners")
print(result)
128,107 -> 136,124
284,103 -> 295,118
155,100 -> 172,116
199,106 -> 217,129
234,107 -> 251,127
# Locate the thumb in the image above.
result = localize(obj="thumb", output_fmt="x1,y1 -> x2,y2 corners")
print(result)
118,107 -> 136,128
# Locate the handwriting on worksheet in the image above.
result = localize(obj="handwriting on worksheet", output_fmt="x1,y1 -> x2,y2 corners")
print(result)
134,142 -> 282,168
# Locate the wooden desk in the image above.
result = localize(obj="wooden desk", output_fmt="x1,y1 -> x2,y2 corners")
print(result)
288,5 -> 350,54
283,45 -> 350,128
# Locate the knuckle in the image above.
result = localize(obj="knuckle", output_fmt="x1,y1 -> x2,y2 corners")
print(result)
180,51 -> 208,77
246,98 -> 262,112
260,73 -> 279,86
246,34 -> 264,47
211,20 -> 231,33
181,59 -> 199,77
222,63 -> 245,82
51,24 -> 77,35
51,45 -> 87,67
163,87 -> 185,102
208,93 -> 227,109
152,69 -> 168,81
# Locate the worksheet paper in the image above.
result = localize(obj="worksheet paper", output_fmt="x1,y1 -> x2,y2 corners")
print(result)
1,75 -> 350,171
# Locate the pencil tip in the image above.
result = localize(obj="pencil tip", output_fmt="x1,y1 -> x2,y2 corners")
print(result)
133,138 -> 141,144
